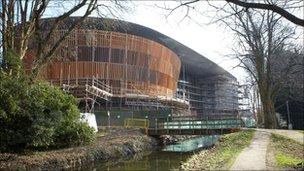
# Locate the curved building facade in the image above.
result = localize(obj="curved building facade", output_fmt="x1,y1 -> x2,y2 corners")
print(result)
43,30 -> 180,98
24,17 -> 238,117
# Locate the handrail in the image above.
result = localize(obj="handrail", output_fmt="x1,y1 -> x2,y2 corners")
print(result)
51,78 -> 189,107
154,118 -> 243,130
124,118 -> 149,134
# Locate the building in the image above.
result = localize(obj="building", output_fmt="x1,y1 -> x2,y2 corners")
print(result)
24,17 -> 238,124
238,84 -> 251,117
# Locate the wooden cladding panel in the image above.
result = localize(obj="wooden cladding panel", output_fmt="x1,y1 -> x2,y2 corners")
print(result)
46,61 -> 178,95
111,32 -> 126,49
96,32 -> 111,47
26,29 -> 181,96
108,63 -> 124,80
52,29 -> 180,79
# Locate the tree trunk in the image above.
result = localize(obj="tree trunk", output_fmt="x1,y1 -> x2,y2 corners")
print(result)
260,93 -> 278,129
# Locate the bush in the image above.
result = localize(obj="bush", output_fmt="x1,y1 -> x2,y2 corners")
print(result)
0,72 -> 95,152
54,121 -> 95,147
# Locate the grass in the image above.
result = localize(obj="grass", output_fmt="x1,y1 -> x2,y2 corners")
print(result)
296,130 -> 304,134
270,133 -> 304,169
275,153 -> 303,167
96,130 -> 108,137
181,129 -> 255,170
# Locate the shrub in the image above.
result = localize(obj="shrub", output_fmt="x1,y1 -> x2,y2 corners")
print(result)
54,121 -> 95,147
0,72 -> 31,151
0,72 -> 95,152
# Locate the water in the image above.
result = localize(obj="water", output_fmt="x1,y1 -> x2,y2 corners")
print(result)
83,135 -> 220,171
87,151 -> 191,171
163,135 -> 220,152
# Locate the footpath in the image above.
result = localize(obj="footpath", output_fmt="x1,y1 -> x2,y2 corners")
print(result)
231,129 -> 303,170
230,130 -> 270,170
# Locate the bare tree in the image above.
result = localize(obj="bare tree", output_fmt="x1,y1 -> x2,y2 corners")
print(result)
223,4 -> 299,128
158,0 -> 301,128
162,0 -> 304,26
0,0 -> 128,79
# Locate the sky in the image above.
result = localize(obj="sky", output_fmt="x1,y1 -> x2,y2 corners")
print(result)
120,1 -> 304,83
68,0 -> 247,82
68,0 -> 303,83
123,1 -> 246,82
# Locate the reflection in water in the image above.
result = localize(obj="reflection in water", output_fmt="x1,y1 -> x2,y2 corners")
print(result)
84,135 -> 220,171
93,151 -> 191,171
163,135 -> 220,152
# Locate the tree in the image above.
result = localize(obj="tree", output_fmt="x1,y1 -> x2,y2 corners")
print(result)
271,48 -> 303,129
222,5 -> 299,128
163,0 -> 304,26
0,0 -> 128,79
160,0 -> 301,128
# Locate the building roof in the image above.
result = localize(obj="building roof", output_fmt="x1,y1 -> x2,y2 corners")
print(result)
43,17 -> 235,79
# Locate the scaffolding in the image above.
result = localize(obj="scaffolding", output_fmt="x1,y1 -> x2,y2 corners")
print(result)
23,18 -> 241,120
51,76 -> 190,113
178,68 -> 238,116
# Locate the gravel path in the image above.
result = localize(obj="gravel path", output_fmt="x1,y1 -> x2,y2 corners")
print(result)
230,130 -> 270,170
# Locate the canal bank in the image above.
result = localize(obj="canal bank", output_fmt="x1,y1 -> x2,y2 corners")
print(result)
0,128 -> 158,170
181,129 -> 255,170
81,134 -> 221,170
1,128 -> 234,171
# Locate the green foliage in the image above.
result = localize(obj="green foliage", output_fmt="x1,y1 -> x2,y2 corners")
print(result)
181,130 -> 255,170
0,72 -> 94,152
270,133 -> 304,168
297,130 -> 304,134
54,121 -> 95,147
275,153 -> 303,167
0,49 -> 22,75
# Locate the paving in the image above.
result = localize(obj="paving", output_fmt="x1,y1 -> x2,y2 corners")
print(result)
230,130 -> 270,170
231,128 -> 303,170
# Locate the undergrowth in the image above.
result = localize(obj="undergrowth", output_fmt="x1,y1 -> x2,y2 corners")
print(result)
270,133 -> 304,169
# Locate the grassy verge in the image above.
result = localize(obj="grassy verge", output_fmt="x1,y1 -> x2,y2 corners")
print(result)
296,130 -> 304,135
181,129 -> 255,170
268,133 -> 304,169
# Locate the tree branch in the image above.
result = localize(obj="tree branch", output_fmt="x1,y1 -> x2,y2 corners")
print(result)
226,0 -> 304,26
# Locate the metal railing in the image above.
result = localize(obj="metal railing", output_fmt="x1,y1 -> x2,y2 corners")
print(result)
50,77 -> 190,108
124,118 -> 150,134
149,115 -> 244,135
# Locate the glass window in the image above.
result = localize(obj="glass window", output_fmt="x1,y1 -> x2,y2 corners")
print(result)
77,46 -> 92,61
94,47 -> 109,62
127,50 -> 138,65
110,48 -> 125,63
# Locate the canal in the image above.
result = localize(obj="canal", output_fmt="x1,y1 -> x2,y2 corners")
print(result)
82,135 -> 220,171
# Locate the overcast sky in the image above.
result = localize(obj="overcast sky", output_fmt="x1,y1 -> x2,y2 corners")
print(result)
120,1 -> 248,82
72,0 -> 303,83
